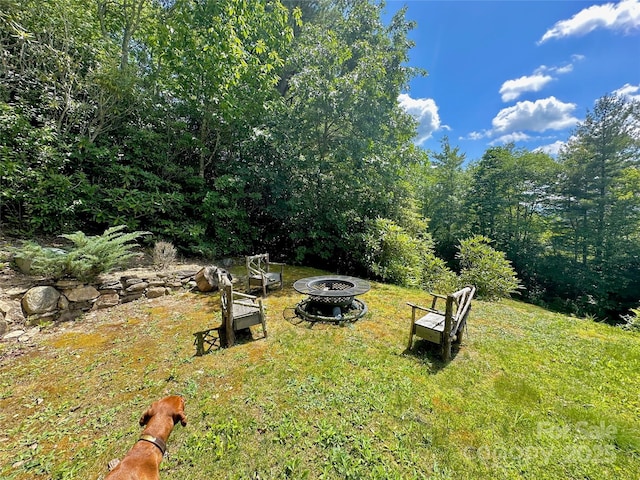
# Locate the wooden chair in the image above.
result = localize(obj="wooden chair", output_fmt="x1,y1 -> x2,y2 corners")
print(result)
192,277 -> 266,353
246,253 -> 285,296
407,286 -> 476,361
220,275 -> 267,347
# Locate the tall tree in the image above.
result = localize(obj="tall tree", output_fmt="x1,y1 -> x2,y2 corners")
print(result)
422,136 -> 470,260
553,94 -> 640,315
155,0 -> 292,180
275,0 -> 420,264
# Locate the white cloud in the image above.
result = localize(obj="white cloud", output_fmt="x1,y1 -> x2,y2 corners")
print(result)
539,0 -> 640,43
500,74 -> 554,102
490,132 -> 532,145
464,130 -> 490,141
499,57 -> 583,102
492,96 -> 580,133
535,140 -> 566,156
398,93 -> 442,144
553,65 -> 574,75
614,82 -> 640,101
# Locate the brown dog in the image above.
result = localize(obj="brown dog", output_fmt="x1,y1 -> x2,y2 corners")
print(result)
105,395 -> 187,480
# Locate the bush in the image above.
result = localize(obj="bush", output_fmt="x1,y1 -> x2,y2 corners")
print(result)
456,235 -> 521,300
363,217 -> 457,289
422,254 -> 460,293
14,225 -> 150,281
153,241 -> 177,270
620,307 -> 640,332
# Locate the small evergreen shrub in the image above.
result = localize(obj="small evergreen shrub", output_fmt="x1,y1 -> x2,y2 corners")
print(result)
14,225 -> 150,281
456,235 -> 521,300
153,241 -> 177,270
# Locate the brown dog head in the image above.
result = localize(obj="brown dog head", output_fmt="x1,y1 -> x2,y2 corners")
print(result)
139,395 -> 187,427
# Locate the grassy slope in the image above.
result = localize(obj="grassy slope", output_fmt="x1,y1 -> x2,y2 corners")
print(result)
0,265 -> 638,479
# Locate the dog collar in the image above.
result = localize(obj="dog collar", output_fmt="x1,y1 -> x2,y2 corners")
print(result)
138,434 -> 167,456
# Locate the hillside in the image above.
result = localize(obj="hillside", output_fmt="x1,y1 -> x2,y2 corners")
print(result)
0,265 -> 638,479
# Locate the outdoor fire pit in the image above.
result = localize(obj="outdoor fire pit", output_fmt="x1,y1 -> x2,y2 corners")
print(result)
293,275 -> 370,323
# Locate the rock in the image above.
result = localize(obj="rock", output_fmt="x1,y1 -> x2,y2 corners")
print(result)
3,329 -> 25,340
94,293 -> 120,309
97,289 -> 118,296
0,319 -> 6,337
121,292 -> 144,303
175,269 -> 198,278
195,266 -> 222,292
64,286 -> 100,302
122,276 -> 142,287
146,287 -> 167,299
3,301 -> 25,324
0,300 -> 12,314
22,286 -> 60,315
6,287 -> 29,299
20,326 -> 40,340
126,281 -> 148,293
58,295 -> 69,311
99,280 -> 123,290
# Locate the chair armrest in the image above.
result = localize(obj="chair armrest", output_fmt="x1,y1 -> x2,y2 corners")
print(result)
235,300 -> 260,308
407,303 -> 441,314
233,291 -> 259,301
407,302 -> 427,311
407,302 -> 444,316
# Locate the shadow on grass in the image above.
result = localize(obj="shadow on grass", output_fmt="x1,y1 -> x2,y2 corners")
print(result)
402,339 -> 463,374
191,326 -> 265,356
281,303 -> 370,330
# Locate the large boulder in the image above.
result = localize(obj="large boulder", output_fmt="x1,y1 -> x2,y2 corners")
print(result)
21,286 -> 60,315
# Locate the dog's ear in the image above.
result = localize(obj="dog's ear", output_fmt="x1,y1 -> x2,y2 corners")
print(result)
139,407 -> 153,426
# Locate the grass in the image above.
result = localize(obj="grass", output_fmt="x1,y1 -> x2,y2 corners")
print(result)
0,264 -> 638,479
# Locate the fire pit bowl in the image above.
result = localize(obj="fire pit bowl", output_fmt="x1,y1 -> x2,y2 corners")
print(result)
293,275 -> 370,323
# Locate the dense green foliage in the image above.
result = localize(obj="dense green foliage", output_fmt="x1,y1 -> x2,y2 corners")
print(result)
362,216 -> 457,292
1,1 -> 638,319
421,98 -> 639,319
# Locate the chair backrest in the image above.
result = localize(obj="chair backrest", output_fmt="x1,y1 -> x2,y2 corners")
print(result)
246,254 -> 269,276
219,275 -> 236,347
449,286 -> 476,333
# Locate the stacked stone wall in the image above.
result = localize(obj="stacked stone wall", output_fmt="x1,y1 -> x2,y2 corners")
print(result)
0,266 -> 203,342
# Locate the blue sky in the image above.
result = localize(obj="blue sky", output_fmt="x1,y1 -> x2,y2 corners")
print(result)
385,0 -> 640,162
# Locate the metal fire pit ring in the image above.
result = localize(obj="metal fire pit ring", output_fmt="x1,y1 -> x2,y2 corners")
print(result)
293,275 -> 371,323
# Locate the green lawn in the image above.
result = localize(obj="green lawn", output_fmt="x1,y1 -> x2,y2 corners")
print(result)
1,265 -> 638,479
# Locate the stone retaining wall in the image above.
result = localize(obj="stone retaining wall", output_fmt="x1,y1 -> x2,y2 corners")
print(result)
0,266 -> 204,341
